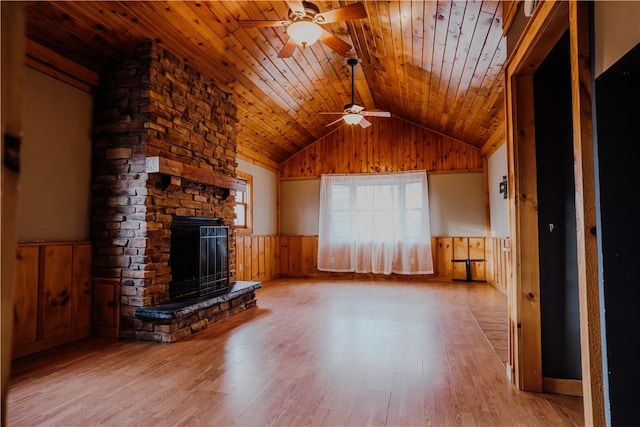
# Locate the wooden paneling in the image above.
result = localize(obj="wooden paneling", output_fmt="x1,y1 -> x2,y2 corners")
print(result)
278,235 -> 485,281
280,116 -> 482,179
13,247 -> 40,347
72,244 -> 92,330
41,245 -> 73,339
351,1 -> 506,147
235,235 -> 279,282
26,1 -> 506,166
469,237 -> 486,281
485,237 -> 511,293
13,242 -> 93,358
434,237 -> 453,278
278,236 -> 318,277
453,237 -> 469,260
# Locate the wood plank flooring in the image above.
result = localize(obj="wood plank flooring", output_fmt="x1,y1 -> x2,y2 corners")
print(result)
468,306 -> 509,365
7,278 -> 583,426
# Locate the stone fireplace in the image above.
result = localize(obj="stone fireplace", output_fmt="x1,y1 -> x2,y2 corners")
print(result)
91,41 -> 259,342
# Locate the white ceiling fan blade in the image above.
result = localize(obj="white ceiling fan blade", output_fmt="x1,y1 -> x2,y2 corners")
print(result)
351,104 -> 365,113
359,118 -> 372,128
318,112 -> 346,115
326,117 -> 345,127
362,111 -> 391,117
288,1 -> 306,16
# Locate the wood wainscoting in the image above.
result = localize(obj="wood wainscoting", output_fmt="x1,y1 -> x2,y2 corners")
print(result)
13,241 -> 92,359
235,235 -> 280,282
485,237 -> 511,294
235,235 -> 505,284
277,236 -> 491,281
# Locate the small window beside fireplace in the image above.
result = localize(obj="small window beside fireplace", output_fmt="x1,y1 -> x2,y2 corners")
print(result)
170,216 -> 230,300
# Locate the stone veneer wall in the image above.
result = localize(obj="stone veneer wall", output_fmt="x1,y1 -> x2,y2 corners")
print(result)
92,41 -> 239,340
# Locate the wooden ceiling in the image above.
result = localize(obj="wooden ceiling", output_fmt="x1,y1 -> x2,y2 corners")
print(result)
25,1 -> 506,167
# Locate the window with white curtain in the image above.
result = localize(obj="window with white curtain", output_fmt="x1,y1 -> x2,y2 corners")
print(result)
318,171 -> 433,275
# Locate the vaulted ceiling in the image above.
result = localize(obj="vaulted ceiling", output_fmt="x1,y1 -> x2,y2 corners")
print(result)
25,1 -> 506,166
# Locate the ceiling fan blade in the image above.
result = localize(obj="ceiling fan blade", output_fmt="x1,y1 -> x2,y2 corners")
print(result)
318,28 -> 352,56
359,117 -> 372,128
326,117 -> 345,127
317,112 -> 346,115
362,111 -> 391,117
351,104 -> 365,113
315,3 -> 367,24
288,1 -> 306,16
237,20 -> 290,28
278,38 -> 298,58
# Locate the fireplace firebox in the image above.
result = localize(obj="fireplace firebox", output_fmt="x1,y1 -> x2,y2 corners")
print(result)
170,216 -> 230,300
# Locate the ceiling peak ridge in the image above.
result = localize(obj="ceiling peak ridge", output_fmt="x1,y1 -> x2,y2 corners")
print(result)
390,114 -> 481,151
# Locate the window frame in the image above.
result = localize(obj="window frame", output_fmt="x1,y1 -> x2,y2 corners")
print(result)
234,172 -> 253,235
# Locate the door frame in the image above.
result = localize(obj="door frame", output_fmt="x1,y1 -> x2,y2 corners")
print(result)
504,1 -> 604,425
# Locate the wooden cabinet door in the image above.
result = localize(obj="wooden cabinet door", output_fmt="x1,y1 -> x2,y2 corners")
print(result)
469,237 -> 486,281
13,246 -> 40,346
72,243 -> 92,330
452,237 -> 469,280
93,278 -> 120,337
41,245 -> 73,338
435,237 -> 453,278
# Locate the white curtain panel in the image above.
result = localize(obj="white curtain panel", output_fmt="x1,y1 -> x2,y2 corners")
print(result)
318,171 -> 434,275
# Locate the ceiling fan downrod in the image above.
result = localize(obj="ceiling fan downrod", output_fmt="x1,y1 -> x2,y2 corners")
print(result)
347,58 -> 358,108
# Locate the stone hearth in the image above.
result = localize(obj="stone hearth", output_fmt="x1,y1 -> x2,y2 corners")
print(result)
134,281 -> 261,342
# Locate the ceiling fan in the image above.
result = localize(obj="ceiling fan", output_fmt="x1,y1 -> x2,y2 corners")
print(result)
319,58 -> 391,128
236,1 -> 367,58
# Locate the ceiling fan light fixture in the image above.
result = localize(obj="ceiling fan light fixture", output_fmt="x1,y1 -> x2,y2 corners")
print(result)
287,21 -> 322,47
343,113 -> 363,125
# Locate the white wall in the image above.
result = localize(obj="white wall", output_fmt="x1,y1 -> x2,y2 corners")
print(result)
488,144 -> 510,238
280,179 -> 320,235
236,158 -> 278,235
280,172 -> 486,237
428,172 -> 485,236
594,1 -> 640,77
18,67 -> 93,241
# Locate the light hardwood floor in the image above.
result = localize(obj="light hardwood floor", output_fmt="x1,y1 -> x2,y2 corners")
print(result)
7,278 -> 583,426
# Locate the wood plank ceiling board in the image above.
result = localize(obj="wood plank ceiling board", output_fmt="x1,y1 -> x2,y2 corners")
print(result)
25,1 -> 506,165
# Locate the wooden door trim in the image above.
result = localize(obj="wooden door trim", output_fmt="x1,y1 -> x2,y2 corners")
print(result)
505,0 -> 569,393
569,2 -> 605,425
506,1 -> 605,425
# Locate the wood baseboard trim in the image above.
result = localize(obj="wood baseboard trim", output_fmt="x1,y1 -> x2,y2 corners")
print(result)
92,326 -> 119,338
13,328 -> 91,359
542,377 -> 583,397
488,279 -> 508,295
